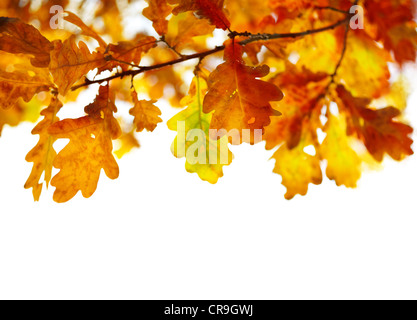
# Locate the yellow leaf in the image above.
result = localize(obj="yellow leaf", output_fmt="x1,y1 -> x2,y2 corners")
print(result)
48,116 -> 119,203
0,104 -> 23,136
272,139 -> 322,200
24,96 -> 62,201
48,85 -> 121,203
167,73 -> 233,184
165,12 -> 215,51
338,32 -> 391,99
320,114 -> 362,188
114,130 -> 140,159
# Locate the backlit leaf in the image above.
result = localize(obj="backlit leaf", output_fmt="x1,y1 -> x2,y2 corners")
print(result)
203,40 -> 283,144
0,17 -> 53,67
168,72 -> 233,183
49,35 -> 105,95
168,0 -> 231,30
24,96 -> 62,201
130,91 -> 162,132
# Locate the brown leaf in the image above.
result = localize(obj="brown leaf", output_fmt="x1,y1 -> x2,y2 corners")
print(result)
0,17 -> 53,68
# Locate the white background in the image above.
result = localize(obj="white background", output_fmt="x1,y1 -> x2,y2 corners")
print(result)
0,84 -> 416,300
0,7 -> 416,298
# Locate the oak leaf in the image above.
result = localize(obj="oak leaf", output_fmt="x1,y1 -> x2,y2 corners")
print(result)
320,114 -> 362,188
0,103 -> 23,136
101,36 -> 157,72
365,0 -> 417,65
129,91 -> 162,132
64,11 -> 107,49
0,68 -> 53,109
0,17 -> 53,67
143,0 -> 172,35
24,96 -> 62,201
203,41 -> 283,144
165,12 -> 215,52
264,64 -> 328,150
49,35 -> 105,95
114,129 -> 140,159
48,116 -> 119,203
168,0 -> 231,30
337,85 -> 414,162
168,72 -> 233,183
272,138 -> 322,200
48,85 -> 121,202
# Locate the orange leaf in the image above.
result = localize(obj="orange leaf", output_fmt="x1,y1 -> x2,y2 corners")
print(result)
0,68 -> 52,109
64,11 -> 107,49
337,85 -> 414,162
25,96 -> 62,201
203,41 -> 283,144
168,0 -> 231,30
84,85 -> 122,140
130,91 -> 162,132
48,116 -> 119,203
101,36 -> 157,72
0,17 -> 53,68
49,35 -> 105,95
143,0 -> 172,35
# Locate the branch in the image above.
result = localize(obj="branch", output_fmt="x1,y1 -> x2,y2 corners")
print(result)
71,18 -> 349,91
315,6 -> 349,14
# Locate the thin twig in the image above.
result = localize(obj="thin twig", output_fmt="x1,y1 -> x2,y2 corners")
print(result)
315,6 -> 349,14
71,18 -> 349,91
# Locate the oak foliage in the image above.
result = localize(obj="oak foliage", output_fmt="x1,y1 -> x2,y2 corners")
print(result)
0,0 -> 415,202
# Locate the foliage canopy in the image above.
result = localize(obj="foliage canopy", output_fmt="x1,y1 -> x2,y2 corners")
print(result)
0,0 -> 415,202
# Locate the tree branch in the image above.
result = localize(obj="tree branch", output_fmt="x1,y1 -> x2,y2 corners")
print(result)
71,18 -> 349,91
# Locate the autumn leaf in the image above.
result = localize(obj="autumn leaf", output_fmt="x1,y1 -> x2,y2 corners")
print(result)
365,0 -> 417,65
337,85 -> 414,162
143,0 -> 172,35
203,40 -> 283,144
0,67 -> 53,109
49,35 -> 105,95
0,17 -> 53,67
130,91 -> 162,132
64,11 -> 107,49
84,85 -> 122,140
165,12 -> 215,52
48,116 -> 119,203
263,64 -> 328,150
320,114 -> 362,188
168,72 -> 233,183
48,86 -> 121,203
24,96 -> 62,201
0,104 -> 23,136
168,0 -> 231,30
133,46 -> 186,107
339,31 -> 391,98
114,129 -> 140,159
0,0 -> 416,202
272,137 -> 323,200
101,36 -> 157,72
